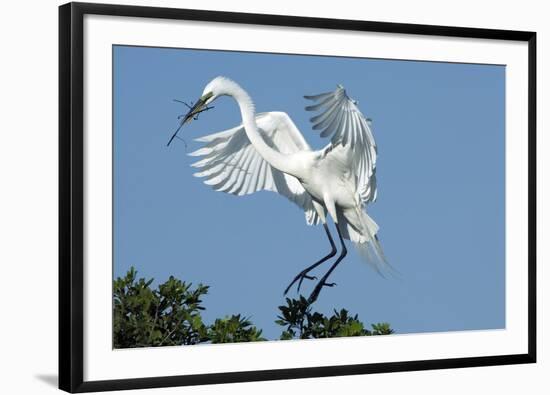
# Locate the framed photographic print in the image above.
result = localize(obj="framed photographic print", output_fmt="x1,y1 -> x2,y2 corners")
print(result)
59,2 -> 536,392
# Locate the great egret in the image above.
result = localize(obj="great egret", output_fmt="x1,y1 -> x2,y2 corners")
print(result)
173,76 -> 387,303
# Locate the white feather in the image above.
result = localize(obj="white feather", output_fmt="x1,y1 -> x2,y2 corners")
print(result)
190,112 -> 320,225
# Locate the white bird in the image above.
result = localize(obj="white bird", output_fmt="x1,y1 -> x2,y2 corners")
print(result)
173,76 -> 387,303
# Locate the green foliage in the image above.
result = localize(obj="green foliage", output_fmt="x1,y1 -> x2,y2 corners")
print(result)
114,268 -> 393,348
275,296 -> 394,339
209,315 -> 265,343
113,267 -> 264,348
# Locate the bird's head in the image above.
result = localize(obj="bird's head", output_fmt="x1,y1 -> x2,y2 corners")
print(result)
182,77 -> 237,123
167,77 -> 238,146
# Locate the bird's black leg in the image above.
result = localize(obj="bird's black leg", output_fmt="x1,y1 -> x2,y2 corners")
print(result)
308,224 -> 347,304
284,223 -> 337,295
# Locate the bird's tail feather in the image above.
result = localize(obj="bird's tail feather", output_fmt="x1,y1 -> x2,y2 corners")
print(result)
338,207 -> 399,278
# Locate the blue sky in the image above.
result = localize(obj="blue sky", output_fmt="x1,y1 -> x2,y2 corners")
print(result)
113,45 -> 505,340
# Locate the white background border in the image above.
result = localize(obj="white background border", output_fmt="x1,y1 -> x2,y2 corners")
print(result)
1,1 -> 546,395
83,14 -> 529,381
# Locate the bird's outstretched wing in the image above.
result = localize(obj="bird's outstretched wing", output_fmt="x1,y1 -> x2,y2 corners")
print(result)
305,85 -> 378,204
189,112 -> 320,225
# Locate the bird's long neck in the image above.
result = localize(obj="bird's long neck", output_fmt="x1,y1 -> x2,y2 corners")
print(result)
228,85 -> 299,177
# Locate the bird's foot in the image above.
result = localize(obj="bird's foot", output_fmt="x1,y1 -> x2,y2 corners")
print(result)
307,280 -> 337,304
284,271 -> 317,295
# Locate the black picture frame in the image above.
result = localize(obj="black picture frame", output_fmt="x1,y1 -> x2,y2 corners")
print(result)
59,2 -> 537,392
